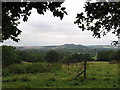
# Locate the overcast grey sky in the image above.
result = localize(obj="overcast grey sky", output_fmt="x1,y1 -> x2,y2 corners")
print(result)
2,0 -> 118,46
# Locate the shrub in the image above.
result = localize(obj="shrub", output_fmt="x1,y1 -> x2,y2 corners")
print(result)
51,63 -> 62,71
18,75 -> 31,82
2,69 -> 10,76
8,64 -> 25,74
48,77 -> 56,81
3,62 -> 62,75
2,45 -> 21,67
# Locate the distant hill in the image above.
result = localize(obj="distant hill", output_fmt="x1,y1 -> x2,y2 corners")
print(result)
16,44 -> 88,51
87,45 -> 118,51
16,44 -> 118,49
88,45 -> 118,49
16,44 -> 118,53
16,46 -> 44,50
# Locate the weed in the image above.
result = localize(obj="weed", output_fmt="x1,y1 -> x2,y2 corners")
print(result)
91,77 -> 96,80
19,75 -> 31,82
18,85 -> 31,88
103,78 -> 110,81
73,81 -> 79,86
48,77 -> 56,82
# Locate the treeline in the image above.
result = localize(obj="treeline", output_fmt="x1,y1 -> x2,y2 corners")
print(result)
2,45 -> 119,67
97,50 -> 119,61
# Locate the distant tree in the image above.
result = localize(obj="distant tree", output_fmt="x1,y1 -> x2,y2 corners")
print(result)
71,53 -> 80,62
45,50 -> 59,62
97,51 -> 108,61
97,50 -> 116,61
2,45 -> 21,67
78,53 -> 84,62
84,53 -> 91,61
63,55 -> 72,64
63,53 -> 78,64
115,50 -> 120,61
63,53 -> 91,63
63,55 -> 72,70
2,2 -> 67,42
74,1 -> 120,44
18,50 -> 44,62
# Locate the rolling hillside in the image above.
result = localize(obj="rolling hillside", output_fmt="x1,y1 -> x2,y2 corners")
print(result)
16,44 -> 118,50
15,44 -> 118,55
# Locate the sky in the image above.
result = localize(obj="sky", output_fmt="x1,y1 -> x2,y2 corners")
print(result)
2,0 -> 118,46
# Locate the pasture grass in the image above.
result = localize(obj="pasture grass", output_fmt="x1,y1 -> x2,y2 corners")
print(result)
2,61 -> 118,88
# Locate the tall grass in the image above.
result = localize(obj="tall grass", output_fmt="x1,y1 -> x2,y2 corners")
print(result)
3,62 -> 62,76
2,61 -> 118,88
3,75 -> 31,82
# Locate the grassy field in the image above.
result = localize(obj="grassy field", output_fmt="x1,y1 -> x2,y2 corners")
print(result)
2,61 -> 118,88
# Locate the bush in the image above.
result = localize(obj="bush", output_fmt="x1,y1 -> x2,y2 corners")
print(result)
48,77 -> 56,81
51,63 -> 62,71
2,69 -> 10,76
3,62 -> 62,75
2,45 -> 21,67
18,75 -> 31,82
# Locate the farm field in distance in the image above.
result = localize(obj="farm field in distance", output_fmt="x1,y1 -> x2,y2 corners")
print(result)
2,61 -> 118,88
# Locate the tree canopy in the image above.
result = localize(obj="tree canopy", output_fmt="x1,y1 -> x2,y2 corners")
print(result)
97,50 -> 117,61
45,50 -> 59,62
2,2 -> 67,42
2,45 -> 21,67
63,53 -> 91,64
74,2 -> 120,44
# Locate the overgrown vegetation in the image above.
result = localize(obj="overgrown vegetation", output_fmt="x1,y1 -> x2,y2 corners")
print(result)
3,62 -> 62,76
2,61 -> 118,88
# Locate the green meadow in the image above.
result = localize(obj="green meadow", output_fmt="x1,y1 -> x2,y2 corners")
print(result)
2,61 -> 118,88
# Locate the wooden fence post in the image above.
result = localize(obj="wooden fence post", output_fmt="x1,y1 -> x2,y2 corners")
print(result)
75,60 -> 87,79
84,60 -> 86,79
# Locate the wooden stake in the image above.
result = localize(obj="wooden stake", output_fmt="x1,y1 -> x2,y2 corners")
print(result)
75,60 -> 87,79
84,60 -> 86,79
